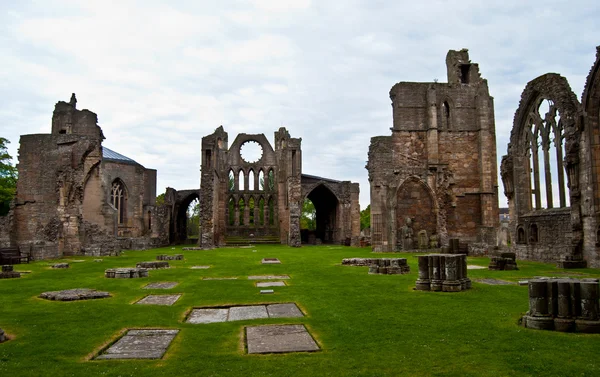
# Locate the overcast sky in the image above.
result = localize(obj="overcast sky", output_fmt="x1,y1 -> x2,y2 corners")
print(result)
1,0 -> 598,209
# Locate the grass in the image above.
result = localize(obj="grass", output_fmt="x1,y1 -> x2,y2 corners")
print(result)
1,245 -> 599,377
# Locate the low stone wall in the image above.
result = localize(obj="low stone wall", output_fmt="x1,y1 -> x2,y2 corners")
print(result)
415,254 -> 471,292
341,258 -> 410,275
136,261 -> 169,269
522,278 -> 600,333
489,252 -> 519,270
157,254 -> 183,261
0,265 -> 20,279
105,268 -> 148,278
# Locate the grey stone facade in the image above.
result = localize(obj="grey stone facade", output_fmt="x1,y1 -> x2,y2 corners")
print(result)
366,49 -> 499,252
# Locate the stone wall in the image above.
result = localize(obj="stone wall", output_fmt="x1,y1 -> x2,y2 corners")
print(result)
367,49 -> 499,252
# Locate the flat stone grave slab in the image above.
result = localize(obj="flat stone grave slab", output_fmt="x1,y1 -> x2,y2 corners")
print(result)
143,282 -> 178,289
136,261 -> 170,269
261,290 -> 274,294
257,281 -> 286,287
266,303 -> 304,318
261,258 -> 281,264
187,308 -> 229,324
105,268 -> 148,278
136,294 -> 181,306
229,305 -> 269,321
187,303 -> 305,324
246,325 -> 319,354
191,265 -> 211,269
475,278 -> 515,285
51,263 -> 69,269
95,329 -> 179,360
203,277 -> 238,280
248,275 -> 290,280
39,288 -> 110,301
467,265 -> 487,270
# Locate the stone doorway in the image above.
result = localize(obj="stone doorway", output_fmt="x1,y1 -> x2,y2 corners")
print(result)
305,184 -> 339,244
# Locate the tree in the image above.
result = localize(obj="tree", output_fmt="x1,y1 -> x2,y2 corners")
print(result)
360,204 -> 370,231
301,199 -> 316,230
0,137 -> 17,216
187,199 -> 200,237
155,193 -> 165,206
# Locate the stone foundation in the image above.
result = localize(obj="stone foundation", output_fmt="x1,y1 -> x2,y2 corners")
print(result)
415,254 -> 471,292
156,254 -> 183,261
522,278 -> 600,333
136,261 -> 169,269
341,258 -> 410,274
488,252 -> 519,270
105,268 -> 148,278
0,265 -> 20,279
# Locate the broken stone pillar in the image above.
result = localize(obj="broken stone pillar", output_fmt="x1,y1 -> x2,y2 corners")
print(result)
418,230 -> 429,249
415,255 -> 430,291
523,278 -> 600,333
442,255 -> 461,292
449,239 -> 460,254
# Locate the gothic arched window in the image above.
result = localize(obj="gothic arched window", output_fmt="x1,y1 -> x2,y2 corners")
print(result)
110,179 -> 126,224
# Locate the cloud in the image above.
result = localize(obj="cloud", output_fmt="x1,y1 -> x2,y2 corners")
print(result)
0,0 -> 598,209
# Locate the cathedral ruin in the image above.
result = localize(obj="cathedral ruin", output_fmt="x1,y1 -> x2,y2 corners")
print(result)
501,46 -> 600,268
198,126 -> 360,248
366,49 -> 500,252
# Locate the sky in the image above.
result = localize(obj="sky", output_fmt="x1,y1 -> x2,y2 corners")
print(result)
1,0 -> 598,210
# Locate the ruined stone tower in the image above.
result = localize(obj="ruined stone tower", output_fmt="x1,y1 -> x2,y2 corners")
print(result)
366,49 -> 499,252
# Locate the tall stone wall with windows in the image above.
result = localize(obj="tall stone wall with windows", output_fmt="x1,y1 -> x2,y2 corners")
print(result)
501,46 -> 600,268
367,49 -> 499,252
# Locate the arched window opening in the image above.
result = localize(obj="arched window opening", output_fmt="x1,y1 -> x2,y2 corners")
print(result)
301,198 -> 316,230
529,223 -> 538,243
258,170 -> 265,191
228,170 -> 235,192
268,197 -> 275,226
258,197 -> 265,226
228,197 -> 235,226
110,180 -> 126,224
249,170 -> 255,191
186,198 -> 200,239
238,197 -> 245,225
442,101 -> 450,130
527,98 -> 568,209
268,169 -> 275,191
517,226 -> 526,244
248,197 -> 255,225
238,170 -> 245,191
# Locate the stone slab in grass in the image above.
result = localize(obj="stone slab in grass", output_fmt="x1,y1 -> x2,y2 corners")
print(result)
475,278 -> 515,285
39,288 -> 110,301
136,294 -> 181,306
266,303 -> 304,318
203,277 -> 238,280
467,265 -> 487,270
248,275 -> 290,280
229,305 -> 269,321
187,308 -> 229,324
95,329 -> 179,360
261,290 -> 274,294
257,281 -> 286,287
51,263 -> 69,269
136,261 -> 170,269
246,325 -> 319,354
143,282 -> 178,289
261,258 -> 281,264
191,265 -> 211,269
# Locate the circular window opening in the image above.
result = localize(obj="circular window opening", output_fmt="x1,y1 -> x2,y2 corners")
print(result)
240,141 -> 263,163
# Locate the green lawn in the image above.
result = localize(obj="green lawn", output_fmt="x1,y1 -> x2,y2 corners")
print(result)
1,245 -> 599,377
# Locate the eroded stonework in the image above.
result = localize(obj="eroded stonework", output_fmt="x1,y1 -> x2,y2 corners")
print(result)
367,49 -> 499,252
2,95 -> 166,260
199,126 -> 360,248
501,46 -> 600,267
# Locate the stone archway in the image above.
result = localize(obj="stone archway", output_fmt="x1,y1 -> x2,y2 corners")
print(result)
174,191 -> 200,244
305,184 -> 340,244
395,178 -> 436,249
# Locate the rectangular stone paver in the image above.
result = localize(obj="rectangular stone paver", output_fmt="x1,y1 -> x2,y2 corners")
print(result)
267,303 -> 304,318
257,281 -> 286,287
187,308 -> 229,324
260,290 -> 274,294
261,258 -> 281,264
143,282 -> 178,289
203,277 -> 238,280
136,294 -> 181,306
95,329 -> 179,359
191,266 -> 211,269
246,325 -> 319,354
228,305 -> 269,321
248,275 -> 290,280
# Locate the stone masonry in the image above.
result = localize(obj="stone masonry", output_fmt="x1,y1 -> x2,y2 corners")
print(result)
367,49 -> 499,252
501,46 -> 600,267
